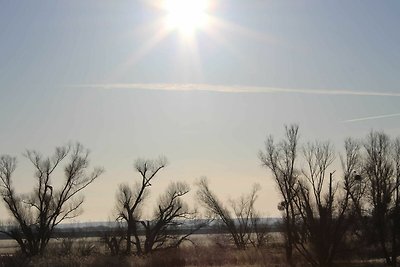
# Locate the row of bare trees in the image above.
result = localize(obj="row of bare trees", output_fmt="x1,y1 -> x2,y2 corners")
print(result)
259,125 -> 400,267
103,159 -> 269,255
0,146 -> 204,257
1,126 -> 399,265
0,140 -> 270,257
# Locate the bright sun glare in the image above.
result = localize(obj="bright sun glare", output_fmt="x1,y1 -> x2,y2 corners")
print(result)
164,0 -> 209,35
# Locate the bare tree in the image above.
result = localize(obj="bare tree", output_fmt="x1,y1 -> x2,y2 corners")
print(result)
291,141 -> 353,267
342,138 -> 364,214
392,137 -> 400,265
361,131 -> 400,266
259,124 -> 299,266
116,156 -> 167,255
230,183 -> 269,248
196,177 -> 267,249
138,181 -> 202,254
341,138 -> 367,247
0,143 -> 103,256
116,159 -> 205,255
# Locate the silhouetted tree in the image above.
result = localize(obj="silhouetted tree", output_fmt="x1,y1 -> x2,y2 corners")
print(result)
292,141 -> 354,267
115,156 -> 167,254
0,143 -> 103,256
392,137 -> 400,265
116,157 -> 203,255
361,131 -> 400,266
259,124 -> 299,266
196,177 -> 267,249
341,138 -> 367,248
138,181 -> 202,254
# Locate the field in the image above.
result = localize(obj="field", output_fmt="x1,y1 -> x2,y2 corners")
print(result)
0,234 -> 389,267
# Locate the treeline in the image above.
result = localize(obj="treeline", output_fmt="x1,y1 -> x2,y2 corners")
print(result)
259,125 -> 400,267
0,125 -> 399,267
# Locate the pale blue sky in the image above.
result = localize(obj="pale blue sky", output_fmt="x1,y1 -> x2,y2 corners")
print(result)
1,0 -> 400,221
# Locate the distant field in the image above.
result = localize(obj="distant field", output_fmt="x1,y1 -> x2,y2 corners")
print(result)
0,234 -> 289,267
0,233 -> 388,267
0,233 -> 281,253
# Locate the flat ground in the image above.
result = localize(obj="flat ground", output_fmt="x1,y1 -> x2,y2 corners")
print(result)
0,234 -> 388,267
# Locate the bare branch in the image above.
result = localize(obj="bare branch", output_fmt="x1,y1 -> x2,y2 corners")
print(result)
0,143 -> 102,256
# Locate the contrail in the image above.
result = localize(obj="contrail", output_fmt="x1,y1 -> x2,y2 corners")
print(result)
71,83 -> 400,97
343,113 -> 400,123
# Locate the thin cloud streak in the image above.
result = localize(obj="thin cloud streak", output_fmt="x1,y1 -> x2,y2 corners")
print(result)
343,113 -> 400,123
73,83 -> 400,97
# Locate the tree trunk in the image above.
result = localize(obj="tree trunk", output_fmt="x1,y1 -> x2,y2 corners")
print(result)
126,221 -> 132,254
285,208 -> 294,267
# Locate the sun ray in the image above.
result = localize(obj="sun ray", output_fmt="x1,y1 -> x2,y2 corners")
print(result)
173,33 -> 205,81
210,16 -> 279,46
108,18 -> 172,81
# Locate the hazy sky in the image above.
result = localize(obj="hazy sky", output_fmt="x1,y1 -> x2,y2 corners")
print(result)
1,0 -> 400,221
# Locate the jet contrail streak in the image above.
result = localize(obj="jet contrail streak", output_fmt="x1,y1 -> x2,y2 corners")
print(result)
343,113 -> 400,123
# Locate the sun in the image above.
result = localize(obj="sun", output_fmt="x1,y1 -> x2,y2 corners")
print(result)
164,0 -> 209,36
